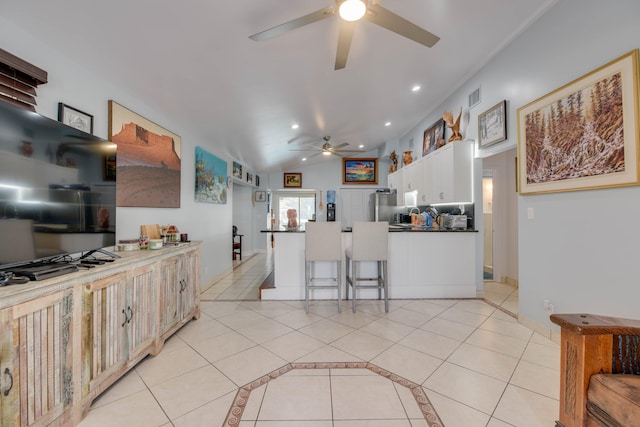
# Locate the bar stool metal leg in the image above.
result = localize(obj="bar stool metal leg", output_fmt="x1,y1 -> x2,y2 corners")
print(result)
304,221 -> 342,313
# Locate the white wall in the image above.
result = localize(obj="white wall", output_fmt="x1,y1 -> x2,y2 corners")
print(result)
0,18 -> 233,288
399,0 -> 640,335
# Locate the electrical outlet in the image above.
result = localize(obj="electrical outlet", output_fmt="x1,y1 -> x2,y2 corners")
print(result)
543,299 -> 554,314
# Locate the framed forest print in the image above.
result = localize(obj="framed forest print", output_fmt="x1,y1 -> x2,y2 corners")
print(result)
517,50 -> 640,195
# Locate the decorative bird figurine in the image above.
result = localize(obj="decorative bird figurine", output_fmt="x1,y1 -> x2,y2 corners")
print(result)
443,108 -> 463,142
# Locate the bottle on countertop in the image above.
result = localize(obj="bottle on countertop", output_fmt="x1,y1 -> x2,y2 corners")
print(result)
139,234 -> 148,250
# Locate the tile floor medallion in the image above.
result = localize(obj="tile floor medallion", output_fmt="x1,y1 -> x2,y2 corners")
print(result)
223,362 -> 443,426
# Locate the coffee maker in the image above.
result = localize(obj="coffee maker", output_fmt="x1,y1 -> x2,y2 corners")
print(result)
326,203 -> 336,221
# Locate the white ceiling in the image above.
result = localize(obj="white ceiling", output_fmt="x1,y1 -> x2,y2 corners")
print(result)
5,0 -> 556,172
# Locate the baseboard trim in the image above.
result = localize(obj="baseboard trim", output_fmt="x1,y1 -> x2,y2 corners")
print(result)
200,266 -> 233,293
501,276 -> 519,287
519,314 -> 560,344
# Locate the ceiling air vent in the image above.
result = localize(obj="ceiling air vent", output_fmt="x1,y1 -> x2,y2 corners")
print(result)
0,48 -> 48,112
468,87 -> 481,109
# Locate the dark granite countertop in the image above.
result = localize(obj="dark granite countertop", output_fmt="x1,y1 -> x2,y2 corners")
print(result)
261,225 -> 477,233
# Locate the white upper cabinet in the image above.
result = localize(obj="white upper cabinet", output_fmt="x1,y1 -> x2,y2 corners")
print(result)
387,169 -> 404,205
389,140 -> 473,205
429,140 -> 473,204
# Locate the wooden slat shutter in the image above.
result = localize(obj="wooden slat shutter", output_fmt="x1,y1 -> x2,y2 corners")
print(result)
0,48 -> 47,112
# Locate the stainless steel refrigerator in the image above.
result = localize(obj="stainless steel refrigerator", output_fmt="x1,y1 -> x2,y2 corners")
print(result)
369,192 -> 397,222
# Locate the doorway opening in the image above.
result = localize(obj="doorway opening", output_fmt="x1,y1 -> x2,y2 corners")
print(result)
483,172 -> 494,281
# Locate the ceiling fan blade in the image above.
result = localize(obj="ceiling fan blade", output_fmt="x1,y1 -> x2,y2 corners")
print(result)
249,5 -> 336,41
365,5 -> 440,48
335,149 -> 365,153
332,142 -> 349,149
335,19 -> 357,70
308,152 -> 323,158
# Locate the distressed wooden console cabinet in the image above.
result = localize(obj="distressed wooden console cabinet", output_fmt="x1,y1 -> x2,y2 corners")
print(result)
0,242 -> 200,426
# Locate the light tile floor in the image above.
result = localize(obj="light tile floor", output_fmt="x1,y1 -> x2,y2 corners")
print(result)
79,255 -> 556,427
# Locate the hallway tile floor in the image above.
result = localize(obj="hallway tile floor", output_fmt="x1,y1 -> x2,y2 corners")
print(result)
78,255 -> 557,427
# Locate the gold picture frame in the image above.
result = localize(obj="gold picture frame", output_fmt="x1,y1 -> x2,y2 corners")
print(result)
517,50 -> 640,195
283,172 -> 302,188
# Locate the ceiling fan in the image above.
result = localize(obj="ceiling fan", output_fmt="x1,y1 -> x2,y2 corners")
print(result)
289,136 -> 364,158
249,0 -> 440,70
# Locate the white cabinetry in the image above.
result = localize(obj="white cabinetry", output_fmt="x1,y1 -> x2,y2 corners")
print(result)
390,140 -> 473,206
402,161 -> 419,194
387,170 -> 404,205
430,140 -> 473,203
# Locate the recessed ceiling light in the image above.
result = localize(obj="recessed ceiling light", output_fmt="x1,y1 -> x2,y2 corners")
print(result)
358,144 -> 364,149
412,85 -> 421,92
291,124 -> 299,129
302,157 -> 307,161
385,122 -> 391,127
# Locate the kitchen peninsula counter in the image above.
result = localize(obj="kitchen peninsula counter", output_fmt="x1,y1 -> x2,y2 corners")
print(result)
262,226 -> 478,232
261,227 -> 477,301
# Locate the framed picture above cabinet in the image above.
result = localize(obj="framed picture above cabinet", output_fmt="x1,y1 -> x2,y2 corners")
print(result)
478,100 -> 507,148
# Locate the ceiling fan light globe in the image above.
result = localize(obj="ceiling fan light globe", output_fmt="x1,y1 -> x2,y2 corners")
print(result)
322,151 -> 332,156
339,0 -> 366,22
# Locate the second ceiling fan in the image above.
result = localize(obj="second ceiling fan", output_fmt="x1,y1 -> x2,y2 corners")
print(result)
289,136 -> 364,158
249,0 -> 440,70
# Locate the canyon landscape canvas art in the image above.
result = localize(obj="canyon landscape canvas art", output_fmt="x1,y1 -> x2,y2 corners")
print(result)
109,100 -> 181,207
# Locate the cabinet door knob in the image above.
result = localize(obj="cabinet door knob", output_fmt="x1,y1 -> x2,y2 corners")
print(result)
127,306 -> 133,324
122,309 -> 128,327
3,367 -> 13,396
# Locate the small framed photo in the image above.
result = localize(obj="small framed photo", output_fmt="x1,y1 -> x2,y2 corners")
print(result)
247,172 -> 253,184
422,118 -> 445,156
256,175 -> 260,187
232,161 -> 242,179
284,172 -> 302,188
58,102 -> 93,134
255,190 -> 266,202
478,100 -> 507,148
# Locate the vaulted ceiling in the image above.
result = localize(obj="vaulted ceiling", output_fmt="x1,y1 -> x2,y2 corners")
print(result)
4,0 -> 557,172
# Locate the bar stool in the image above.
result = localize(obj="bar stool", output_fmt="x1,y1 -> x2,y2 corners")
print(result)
345,221 -> 389,313
305,221 -> 342,313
